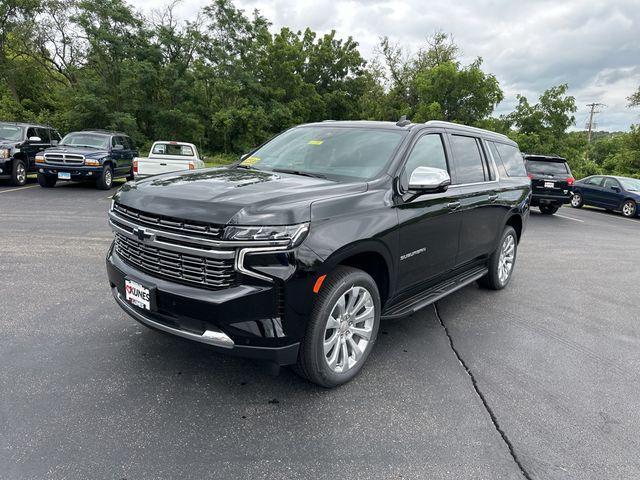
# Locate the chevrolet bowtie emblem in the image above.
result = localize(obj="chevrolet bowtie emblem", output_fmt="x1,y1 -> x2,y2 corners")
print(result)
133,227 -> 152,241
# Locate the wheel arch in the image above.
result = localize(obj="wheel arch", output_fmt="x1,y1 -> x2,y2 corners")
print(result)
504,213 -> 523,243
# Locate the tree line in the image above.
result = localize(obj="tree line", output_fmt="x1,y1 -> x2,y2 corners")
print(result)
1,0 -> 639,177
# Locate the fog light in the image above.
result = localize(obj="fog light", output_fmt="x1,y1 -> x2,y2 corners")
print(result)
39,168 -> 44,173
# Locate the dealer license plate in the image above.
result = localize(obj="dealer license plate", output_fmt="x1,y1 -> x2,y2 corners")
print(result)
58,172 -> 71,180
544,181 -> 555,188
125,279 -> 151,310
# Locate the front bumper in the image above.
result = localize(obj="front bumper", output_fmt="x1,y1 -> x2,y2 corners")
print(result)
531,192 -> 571,206
106,244 -> 301,365
39,164 -> 103,180
0,158 -> 14,179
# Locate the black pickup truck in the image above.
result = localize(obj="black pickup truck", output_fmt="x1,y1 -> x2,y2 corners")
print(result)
36,130 -> 137,189
0,122 -> 61,186
106,120 -> 531,387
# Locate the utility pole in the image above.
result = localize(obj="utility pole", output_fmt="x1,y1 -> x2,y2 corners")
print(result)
585,102 -> 605,162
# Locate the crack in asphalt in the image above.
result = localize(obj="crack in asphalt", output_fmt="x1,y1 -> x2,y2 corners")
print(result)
433,303 -> 533,480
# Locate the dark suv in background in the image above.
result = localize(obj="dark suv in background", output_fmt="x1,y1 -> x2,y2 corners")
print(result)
524,154 -> 574,215
106,120 -> 531,387
0,122 -> 62,186
37,129 -> 137,190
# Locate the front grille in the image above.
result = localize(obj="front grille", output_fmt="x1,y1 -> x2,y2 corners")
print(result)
113,203 -> 223,240
114,233 -> 237,290
44,153 -> 85,165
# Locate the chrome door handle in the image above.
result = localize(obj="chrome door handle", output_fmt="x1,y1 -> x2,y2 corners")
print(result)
447,201 -> 461,210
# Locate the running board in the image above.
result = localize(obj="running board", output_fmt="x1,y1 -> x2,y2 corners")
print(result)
381,266 -> 488,319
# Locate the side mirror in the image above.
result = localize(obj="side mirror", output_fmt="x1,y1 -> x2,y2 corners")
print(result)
28,136 -> 42,142
51,140 -> 59,146
113,144 -> 124,151
611,186 -> 620,192
408,166 -> 451,193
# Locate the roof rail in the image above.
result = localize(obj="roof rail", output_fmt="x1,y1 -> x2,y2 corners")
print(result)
424,120 -> 510,140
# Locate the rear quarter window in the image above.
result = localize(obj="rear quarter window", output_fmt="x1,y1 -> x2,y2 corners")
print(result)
490,142 -> 527,177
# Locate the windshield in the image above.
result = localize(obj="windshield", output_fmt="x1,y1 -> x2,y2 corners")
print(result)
152,143 -> 194,156
60,132 -> 110,149
242,126 -> 407,181
525,160 -> 569,175
0,124 -> 25,141
619,178 -> 640,192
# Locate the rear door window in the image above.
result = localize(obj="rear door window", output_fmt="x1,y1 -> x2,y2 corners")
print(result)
525,160 -> 569,175
449,134 -> 486,184
585,176 -> 603,186
492,142 -> 527,177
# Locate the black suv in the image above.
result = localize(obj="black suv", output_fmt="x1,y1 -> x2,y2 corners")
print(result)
106,120 -> 531,387
524,154 -> 574,215
0,122 -> 62,186
37,130 -> 137,190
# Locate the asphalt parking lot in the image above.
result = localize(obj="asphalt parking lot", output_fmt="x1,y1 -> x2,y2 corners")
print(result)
1,179 -> 639,480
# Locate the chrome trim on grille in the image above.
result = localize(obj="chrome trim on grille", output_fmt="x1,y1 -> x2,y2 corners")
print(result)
112,289 -> 234,348
236,246 -> 291,282
114,232 -> 236,289
44,152 -> 85,165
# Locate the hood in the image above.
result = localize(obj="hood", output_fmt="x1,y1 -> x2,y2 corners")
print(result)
44,145 -> 109,158
113,167 -> 367,225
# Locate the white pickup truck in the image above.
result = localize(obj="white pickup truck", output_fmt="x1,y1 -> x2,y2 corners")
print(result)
134,141 -> 206,178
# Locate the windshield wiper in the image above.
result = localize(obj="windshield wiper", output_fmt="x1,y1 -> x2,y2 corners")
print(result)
271,168 -> 327,179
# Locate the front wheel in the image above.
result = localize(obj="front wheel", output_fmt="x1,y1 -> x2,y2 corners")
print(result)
621,200 -> 637,218
540,205 -> 559,215
96,165 -> 113,190
37,173 -> 57,188
571,193 -> 584,208
11,159 -> 27,186
295,266 -> 381,388
478,226 -> 518,290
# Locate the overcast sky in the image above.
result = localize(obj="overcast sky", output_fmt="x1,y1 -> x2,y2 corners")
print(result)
132,0 -> 640,131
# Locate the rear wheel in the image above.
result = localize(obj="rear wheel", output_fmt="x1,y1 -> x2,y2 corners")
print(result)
37,173 -> 57,188
621,200 -> 637,218
539,204 -> 559,215
571,193 -> 583,208
96,165 -> 113,190
11,159 -> 27,186
478,226 -> 518,290
295,266 -> 381,388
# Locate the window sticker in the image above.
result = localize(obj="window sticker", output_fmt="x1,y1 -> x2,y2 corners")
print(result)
308,140 -> 324,145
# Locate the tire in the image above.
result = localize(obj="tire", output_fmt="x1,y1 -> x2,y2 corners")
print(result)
96,165 -> 114,190
571,192 -> 583,208
295,266 -> 381,388
478,226 -> 518,290
11,159 -> 27,186
621,199 -> 637,218
37,172 -> 57,188
539,205 -> 559,215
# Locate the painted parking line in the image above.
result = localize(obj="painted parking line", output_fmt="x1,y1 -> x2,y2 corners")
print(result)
555,213 -> 585,223
0,185 -> 39,194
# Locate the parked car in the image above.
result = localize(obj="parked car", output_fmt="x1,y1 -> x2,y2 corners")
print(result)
571,175 -> 640,217
524,154 -> 574,215
36,130 -> 137,190
106,120 -> 530,387
0,122 -> 62,186
134,141 -> 205,178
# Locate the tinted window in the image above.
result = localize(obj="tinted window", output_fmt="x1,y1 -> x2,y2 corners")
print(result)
125,137 -> 135,150
584,176 -> 603,186
402,134 -> 448,188
112,136 -> 126,148
493,142 -> 527,177
36,128 -> 49,142
487,142 -> 507,178
152,143 -> 195,156
602,178 -> 620,190
50,129 -> 62,142
450,135 -> 486,184
248,126 -> 407,182
525,160 -> 569,175
27,127 -> 37,139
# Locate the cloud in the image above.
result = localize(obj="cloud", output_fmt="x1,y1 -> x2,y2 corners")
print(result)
130,0 -> 640,131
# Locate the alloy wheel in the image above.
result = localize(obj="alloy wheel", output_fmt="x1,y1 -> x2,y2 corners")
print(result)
323,285 -> 375,374
16,163 -> 26,184
571,194 -> 582,207
498,234 -> 515,284
105,169 -> 112,187
622,201 -> 636,217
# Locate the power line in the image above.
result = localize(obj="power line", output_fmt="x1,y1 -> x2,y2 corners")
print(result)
585,102 -> 606,162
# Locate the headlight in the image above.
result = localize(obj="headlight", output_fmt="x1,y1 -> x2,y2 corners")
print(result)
0,148 -> 9,159
224,223 -> 309,246
35,154 -> 45,164
84,158 -> 100,166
